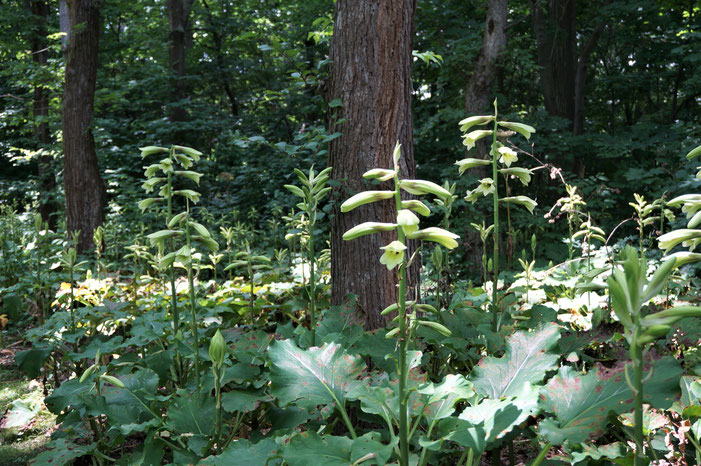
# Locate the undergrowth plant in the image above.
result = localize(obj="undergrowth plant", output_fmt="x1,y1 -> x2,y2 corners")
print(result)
607,247 -> 701,464
139,144 -> 218,387
457,99 -> 537,330
658,144 -> 701,266
285,166 -> 332,346
224,241 -> 272,324
341,142 -> 457,466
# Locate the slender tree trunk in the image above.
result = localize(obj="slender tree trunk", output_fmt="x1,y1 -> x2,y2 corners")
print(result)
63,0 -> 105,251
531,0 -> 577,122
327,0 -> 417,331
462,0 -> 508,277
201,0 -> 238,118
27,0 -> 59,229
167,0 -> 195,126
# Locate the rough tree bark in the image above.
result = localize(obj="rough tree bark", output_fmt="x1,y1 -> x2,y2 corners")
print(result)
462,0 -> 508,275
63,0 -> 105,251
327,0 -> 417,331
27,0 -> 59,230
167,0 -> 195,125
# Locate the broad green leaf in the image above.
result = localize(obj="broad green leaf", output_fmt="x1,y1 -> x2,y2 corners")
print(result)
418,374 -> 475,422
200,438 -> 280,466
268,340 -> 365,414
222,388 -> 272,413
437,384 -> 539,454
166,389 -> 216,436
538,357 -> 681,445
570,442 -> 629,464
15,347 -> 51,379
3,399 -> 40,428
30,439 -> 95,466
282,432 -> 391,466
470,323 -> 560,398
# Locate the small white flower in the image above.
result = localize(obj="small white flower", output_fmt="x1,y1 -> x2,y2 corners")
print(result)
498,147 -> 518,167
379,241 -> 407,270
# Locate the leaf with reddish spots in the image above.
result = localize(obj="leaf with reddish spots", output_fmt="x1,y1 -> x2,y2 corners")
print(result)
268,339 -> 365,416
538,357 -> 681,445
229,329 -> 273,365
470,323 -> 560,399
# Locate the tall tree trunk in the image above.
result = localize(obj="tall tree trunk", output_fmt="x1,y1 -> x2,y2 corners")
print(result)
167,0 -> 195,126
327,0 -> 417,331
27,0 -> 59,230
532,0 -> 577,122
533,0 -> 608,177
63,0 -> 105,251
462,0 -> 508,276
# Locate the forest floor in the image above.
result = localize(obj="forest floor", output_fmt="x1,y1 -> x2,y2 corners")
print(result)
0,334 -> 54,465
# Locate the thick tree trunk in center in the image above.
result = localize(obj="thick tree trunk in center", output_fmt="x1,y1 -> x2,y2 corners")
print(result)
63,0 -> 105,251
327,0 -> 417,330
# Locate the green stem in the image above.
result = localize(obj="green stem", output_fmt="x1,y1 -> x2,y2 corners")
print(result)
213,367 -> 222,454
308,216 -> 317,346
394,173 -> 409,466
632,337 -> 644,465
490,103 -> 501,332
530,443 -> 551,466
247,242 -> 255,325
185,217 -> 201,388
418,420 -> 437,466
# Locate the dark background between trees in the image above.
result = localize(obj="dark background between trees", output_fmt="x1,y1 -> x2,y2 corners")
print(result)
1,0 -> 699,328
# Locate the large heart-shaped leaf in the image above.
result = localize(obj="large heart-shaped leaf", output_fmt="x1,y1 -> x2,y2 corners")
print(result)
471,323 -> 560,398
268,339 -> 365,414
167,389 -> 216,436
538,357 -> 682,445
282,432 -> 392,466
418,374 -> 475,423
436,384 -> 538,454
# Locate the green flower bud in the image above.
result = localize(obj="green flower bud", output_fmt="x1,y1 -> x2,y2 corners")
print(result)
343,222 -> 397,240
340,191 -> 394,212
100,375 -> 125,388
209,329 -> 226,369
407,227 -> 460,249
